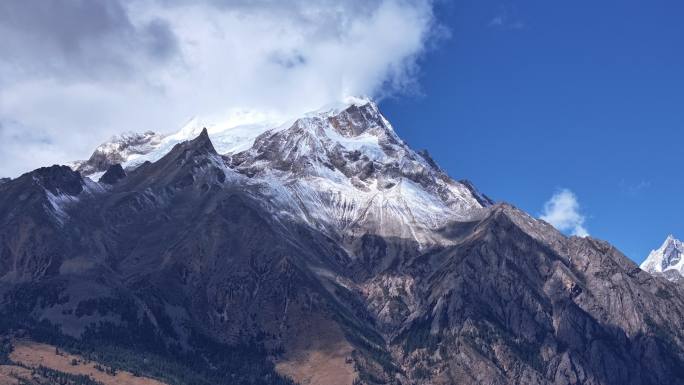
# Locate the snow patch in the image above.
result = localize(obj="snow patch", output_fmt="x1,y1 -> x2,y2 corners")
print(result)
44,190 -> 80,225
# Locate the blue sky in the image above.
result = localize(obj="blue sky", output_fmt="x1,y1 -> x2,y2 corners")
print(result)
381,0 -> 683,263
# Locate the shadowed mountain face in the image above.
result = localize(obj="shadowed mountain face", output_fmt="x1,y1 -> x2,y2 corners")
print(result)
1,103 -> 683,385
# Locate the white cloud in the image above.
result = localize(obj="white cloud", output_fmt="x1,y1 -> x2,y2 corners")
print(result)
540,189 -> 589,237
0,0 -> 441,177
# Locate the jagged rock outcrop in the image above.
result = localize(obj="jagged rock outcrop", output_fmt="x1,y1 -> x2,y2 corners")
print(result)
98,164 -> 127,185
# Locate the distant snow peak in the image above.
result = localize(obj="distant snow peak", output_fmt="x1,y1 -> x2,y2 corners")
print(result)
72,131 -> 165,177
641,235 -> 684,280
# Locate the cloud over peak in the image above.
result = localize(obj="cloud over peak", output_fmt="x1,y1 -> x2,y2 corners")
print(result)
0,0 -> 441,177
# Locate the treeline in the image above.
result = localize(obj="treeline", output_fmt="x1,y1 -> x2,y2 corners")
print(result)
0,292 -> 296,385
0,336 -> 12,364
66,325 -> 298,385
17,365 -> 104,385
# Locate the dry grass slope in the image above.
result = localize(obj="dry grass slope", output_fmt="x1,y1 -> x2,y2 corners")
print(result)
0,340 -> 169,385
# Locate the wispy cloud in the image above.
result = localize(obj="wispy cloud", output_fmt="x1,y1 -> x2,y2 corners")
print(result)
488,6 -> 525,30
540,189 -> 589,237
619,179 -> 652,197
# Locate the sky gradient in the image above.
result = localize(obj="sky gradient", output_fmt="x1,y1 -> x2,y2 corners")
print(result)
381,0 -> 683,263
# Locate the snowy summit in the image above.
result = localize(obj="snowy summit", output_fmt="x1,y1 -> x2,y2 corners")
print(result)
69,98 -> 493,251
641,235 -> 684,281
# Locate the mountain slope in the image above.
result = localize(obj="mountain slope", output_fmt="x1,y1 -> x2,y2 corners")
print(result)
387,205 -> 684,384
0,101 -> 683,385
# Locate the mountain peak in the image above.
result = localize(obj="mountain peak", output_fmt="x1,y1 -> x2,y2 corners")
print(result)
33,165 -> 84,196
165,127 -> 219,164
641,234 -> 683,280
225,101 -> 489,246
327,101 -> 392,138
192,127 -> 214,150
660,234 -> 682,251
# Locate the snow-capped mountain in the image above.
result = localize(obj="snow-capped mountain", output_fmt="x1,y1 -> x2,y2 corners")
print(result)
72,99 -> 374,177
4,98 -> 684,385
227,101 -> 491,249
642,235 -> 684,281
72,99 -> 492,250
70,131 -> 165,178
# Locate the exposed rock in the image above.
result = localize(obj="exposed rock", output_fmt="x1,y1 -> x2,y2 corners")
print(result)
98,164 -> 126,185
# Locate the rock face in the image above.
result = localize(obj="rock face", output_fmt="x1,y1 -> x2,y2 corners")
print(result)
1,101 -> 684,385
642,235 -> 684,282
98,164 -> 127,185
